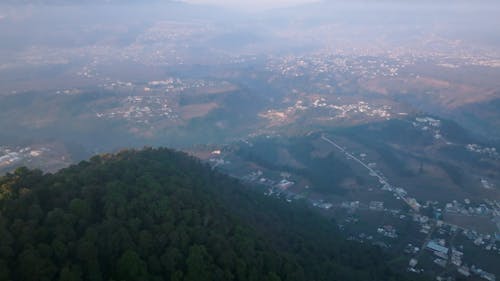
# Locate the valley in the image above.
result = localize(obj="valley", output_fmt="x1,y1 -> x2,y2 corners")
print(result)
1,2 -> 500,280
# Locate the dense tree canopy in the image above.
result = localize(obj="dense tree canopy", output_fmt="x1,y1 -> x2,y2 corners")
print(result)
0,148 -> 422,281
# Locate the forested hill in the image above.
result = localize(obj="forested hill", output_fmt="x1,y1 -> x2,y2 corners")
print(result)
0,148 -> 421,281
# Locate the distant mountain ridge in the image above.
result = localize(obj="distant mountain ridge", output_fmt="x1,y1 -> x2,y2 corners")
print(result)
1,0 -> 176,5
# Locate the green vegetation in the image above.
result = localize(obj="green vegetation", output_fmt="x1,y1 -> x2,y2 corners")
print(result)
236,138 -> 358,194
0,148 -> 421,281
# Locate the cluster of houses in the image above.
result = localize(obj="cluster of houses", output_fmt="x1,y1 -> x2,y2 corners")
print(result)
266,53 -> 404,81
466,144 -> 498,158
207,137 -> 500,281
444,200 -> 494,216
377,225 -> 398,238
0,146 -> 45,169
413,116 -> 442,140
95,95 -> 177,123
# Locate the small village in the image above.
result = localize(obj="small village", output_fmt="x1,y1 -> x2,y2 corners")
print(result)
0,145 -> 72,174
95,95 -> 178,124
203,122 -> 500,281
260,99 -> 395,126
0,146 -> 47,169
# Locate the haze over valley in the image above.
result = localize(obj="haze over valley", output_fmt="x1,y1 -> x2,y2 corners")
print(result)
1,1 -> 500,280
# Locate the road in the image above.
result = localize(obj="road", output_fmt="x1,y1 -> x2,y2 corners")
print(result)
321,134 -> 415,211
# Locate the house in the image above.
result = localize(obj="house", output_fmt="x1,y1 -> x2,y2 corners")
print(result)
276,179 -> 294,189
426,241 -> 449,255
457,266 -> 470,277
409,259 -> 418,268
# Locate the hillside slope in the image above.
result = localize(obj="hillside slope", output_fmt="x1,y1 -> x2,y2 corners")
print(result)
0,148 -> 421,281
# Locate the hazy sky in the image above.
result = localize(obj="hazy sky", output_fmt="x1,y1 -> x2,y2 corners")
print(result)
184,0 -> 320,10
